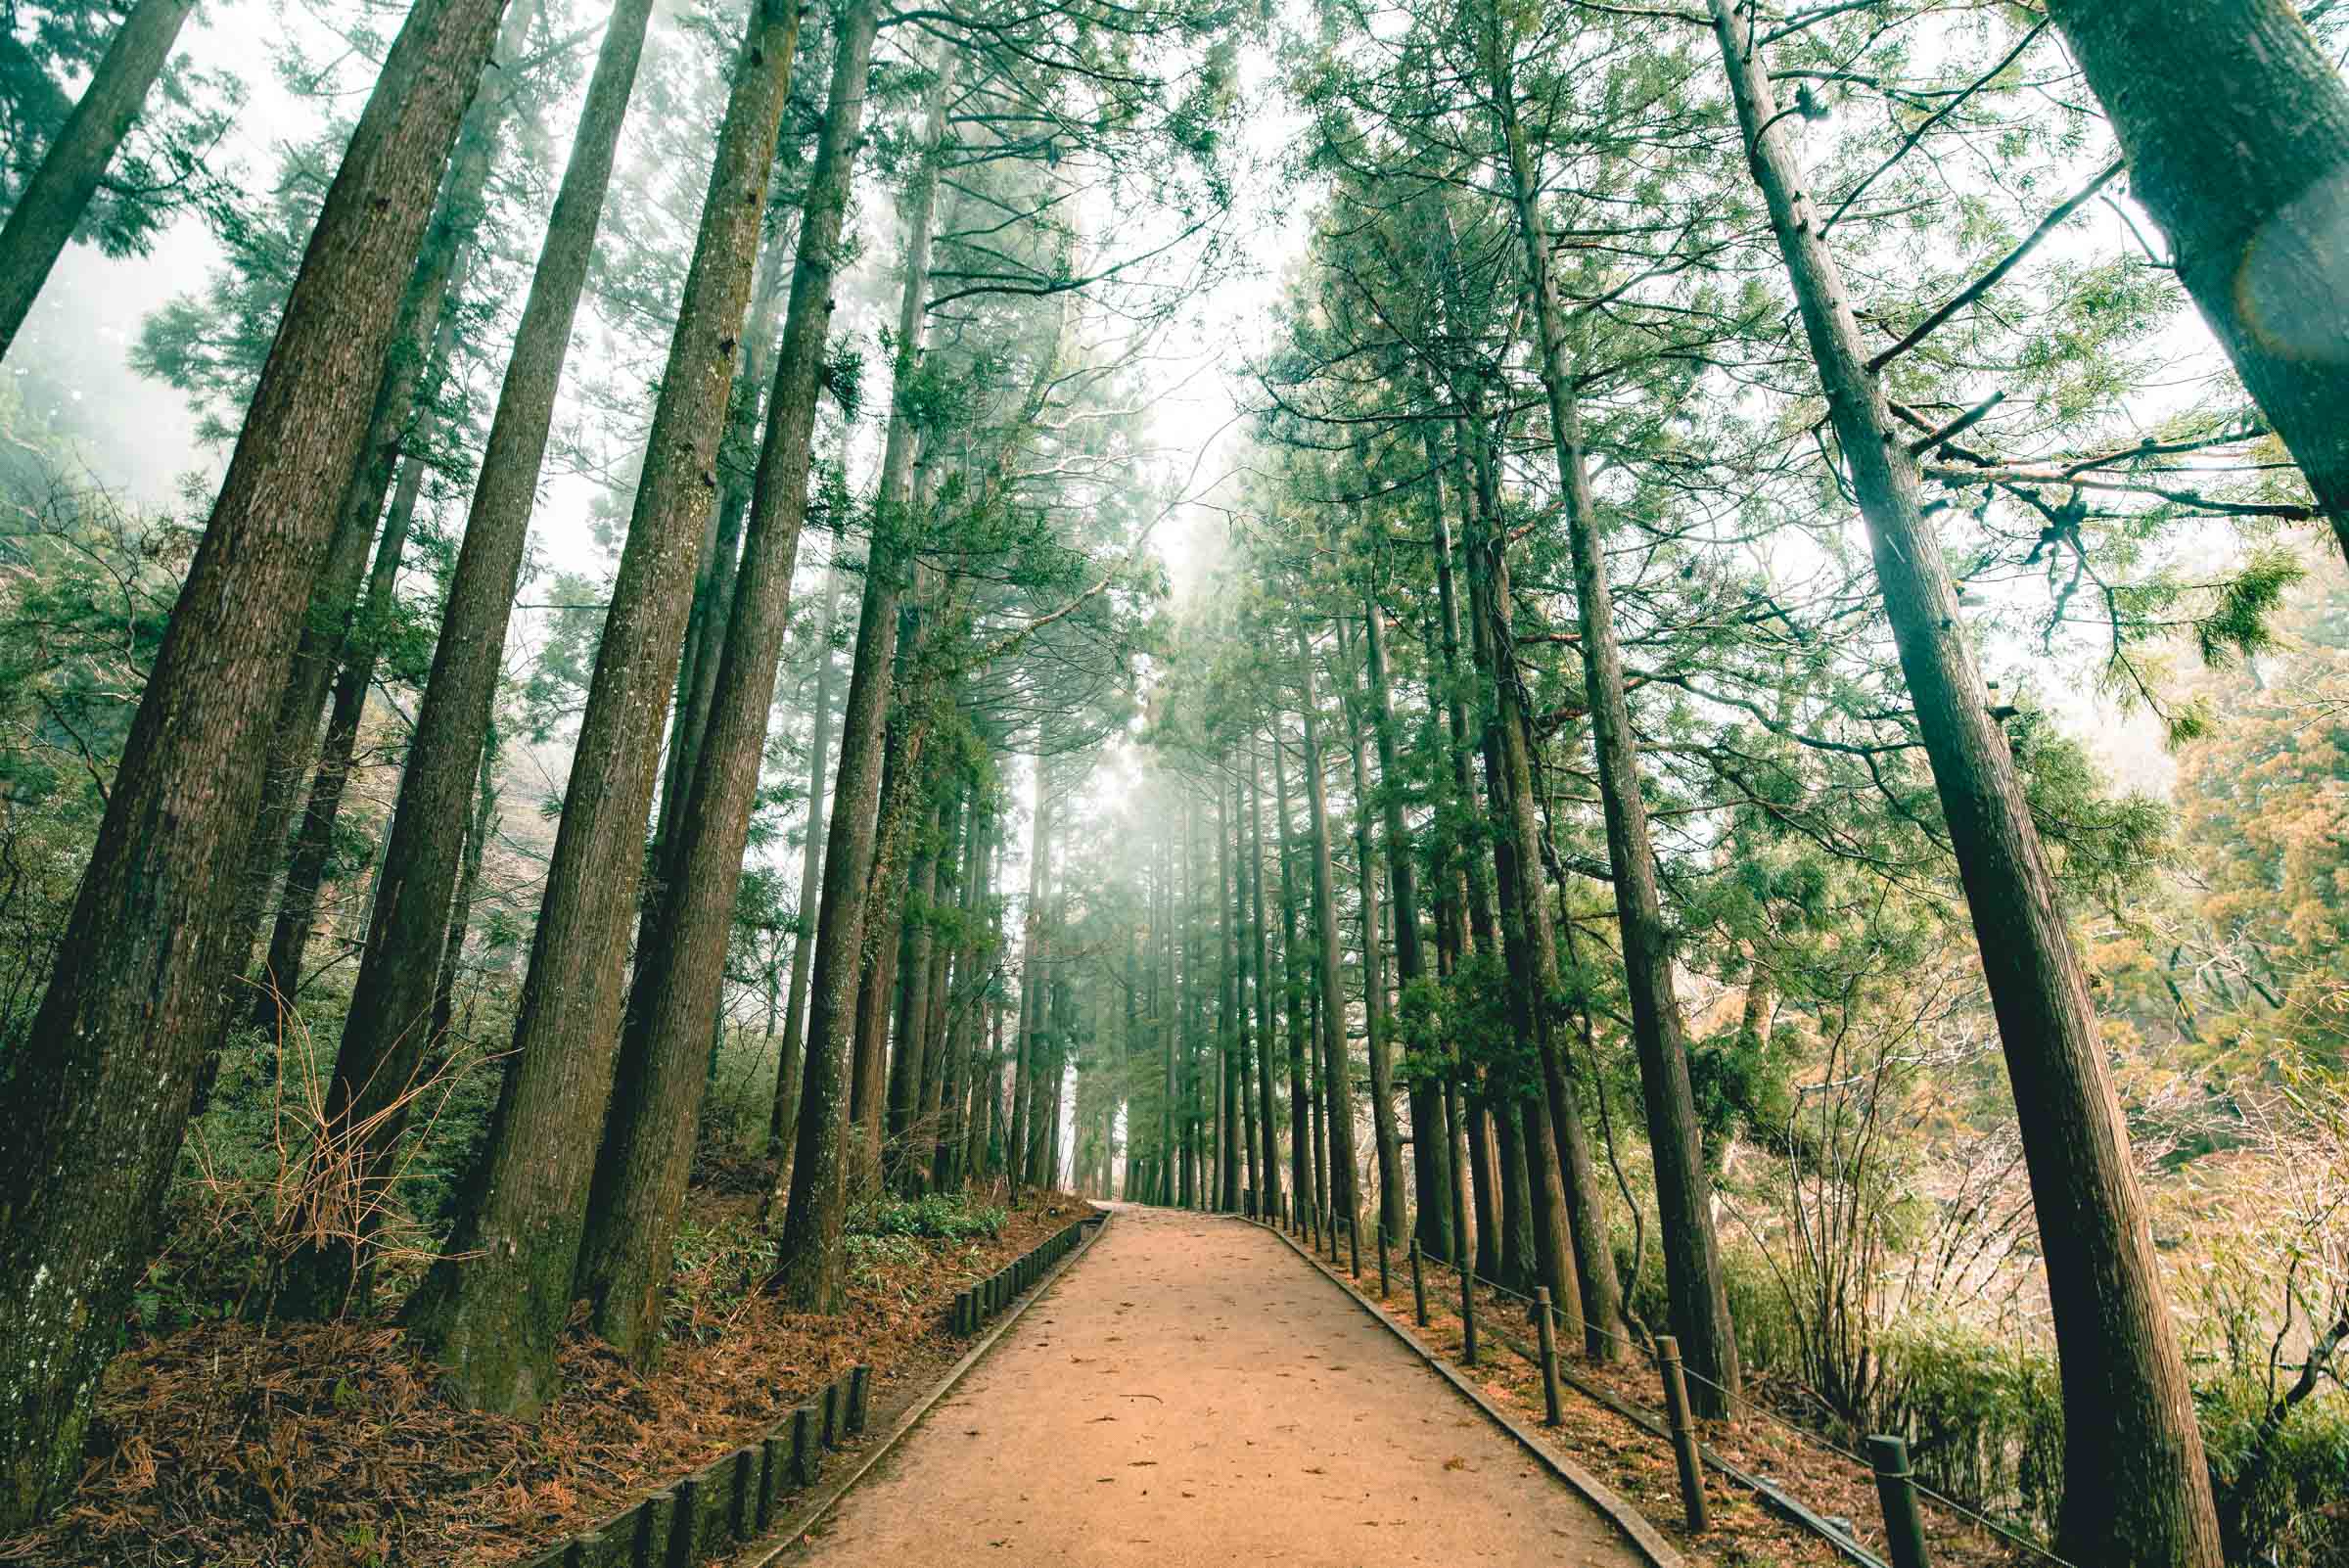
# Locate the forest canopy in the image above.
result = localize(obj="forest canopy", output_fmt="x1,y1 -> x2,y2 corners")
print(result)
0,0 -> 2345,1565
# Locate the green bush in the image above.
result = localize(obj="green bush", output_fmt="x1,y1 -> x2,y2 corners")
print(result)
851,1191 -> 1006,1241
2201,1377 -> 2349,1567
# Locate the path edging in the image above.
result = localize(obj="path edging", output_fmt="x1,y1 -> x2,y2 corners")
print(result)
739,1207 -> 1115,1566
1254,1217 -> 1687,1568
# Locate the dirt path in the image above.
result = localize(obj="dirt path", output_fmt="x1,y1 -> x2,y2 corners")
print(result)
780,1205 -> 1646,1567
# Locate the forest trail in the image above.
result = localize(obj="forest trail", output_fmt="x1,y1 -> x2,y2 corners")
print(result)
778,1206 -> 1645,1566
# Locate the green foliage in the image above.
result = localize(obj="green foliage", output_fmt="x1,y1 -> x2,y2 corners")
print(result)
1,0 -> 246,259
850,1191 -> 1007,1241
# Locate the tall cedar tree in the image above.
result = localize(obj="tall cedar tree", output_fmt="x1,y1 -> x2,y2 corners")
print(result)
572,1 -> 891,1366
1707,4 -> 2224,1561
769,566 -> 847,1159
768,0 -> 925,1313
0,0 -> 518,1521
400,0 -> 808,1413
273,0 -> 666,1318
0,0 -> 193,363
2045,0 -> 2349,564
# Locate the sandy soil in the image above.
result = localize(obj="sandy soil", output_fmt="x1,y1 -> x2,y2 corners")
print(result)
779,1204 -> 1645,1567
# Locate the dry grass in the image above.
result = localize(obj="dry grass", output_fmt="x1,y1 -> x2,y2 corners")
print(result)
0,1188 -> 1095,1568
1342,1250 -> 2042,1568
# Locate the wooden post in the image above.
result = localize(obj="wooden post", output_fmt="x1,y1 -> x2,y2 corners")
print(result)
1459,1255 -> 1479,1365
635,1490 -> 676,1568
759,1434 -> 786,1525
669,1474 -> 705,1567
728,1445 -> 760,1538
848,1364 -> 870,1435
1657,1336 -> 1709,1534
1377,1224 -> 1389,1297
1409,1237 -> 1428,1326
1535,1287 -> 1563,1426
1347,1208 -> 1360,1277
1868,1435 -> 1932,1568
820,1381 -> 842,1448
790,1406 -> 823,1485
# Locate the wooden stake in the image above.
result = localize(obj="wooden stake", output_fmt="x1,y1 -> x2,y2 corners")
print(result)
1459,1256 -> 1479,1366
1868,1434 -> 1932,1568
1657,1336 -> 1709,1533
1535,1286 -> 1562,1425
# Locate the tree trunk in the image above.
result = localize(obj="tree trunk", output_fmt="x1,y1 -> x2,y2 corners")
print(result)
1021,769 -> 1057,1190
431,736 -> 498,1050
655,217 -> 795,869
1364,585 -> 1449,1264
1464,1086 -> 1502,1279
272,0 -> 667,1324
1232,762 -> 1262,1207
1271,727 -> 1312,1225
886,799 -> 944,1176
933,793 -> 988,1187
2042,0 -> 2349,562
1478,37 -> 1643,1367
0,0 -> 518,1520
229,0 -> 536,1040
1457,470 -> 1583,1332
768,5 -> 934,1310
1340,612 -> 1407,1249
913,782 -> 965,1184
1708,5 -> 2223,1558
253,449 -> 425,1031
1293,617 -> 1359,1244
1216,770 -> 1241,1210
770,564 -> 845,1159
570,4 -> 880,1364
0,0 -> 195,363
399,0 -> 806,1410
1247,732 -> 1281,1217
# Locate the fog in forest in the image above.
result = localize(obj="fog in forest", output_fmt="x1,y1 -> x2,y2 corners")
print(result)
1,2 -> 2345,1566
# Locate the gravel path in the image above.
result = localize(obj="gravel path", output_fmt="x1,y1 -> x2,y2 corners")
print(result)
780,1204 -> 1645,1567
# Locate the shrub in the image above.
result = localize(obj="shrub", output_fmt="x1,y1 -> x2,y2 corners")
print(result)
851,1191 -> 1006,1241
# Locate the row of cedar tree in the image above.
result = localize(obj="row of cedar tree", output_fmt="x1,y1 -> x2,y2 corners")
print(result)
0,0 -> 1226,1533
0,7 -> 2345,1568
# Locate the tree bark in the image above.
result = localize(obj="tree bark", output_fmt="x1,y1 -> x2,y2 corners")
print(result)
1708,5 -> 2222,1558
886,799 -> 944,1174
0,0 -> 195,364
230,0 -> 536,1040
2043,0 -> 2349,563
0,0 -> 517,1520
273,0 -> 666,1324
430,735 -> 498,1050
1339,614 -> 1406,1248
770,564 -> 845,1158
399,0 -> 806,1410
253,449 -> 425,1032
1363,585 -> 1450,1263
1247,732 -> 1281,1217
1293,616 -> 1359,1244
1216,768 -> 1242,1210
655,217 -> 795,869
769,5 -> 936,1310
570,4 -> 880,1363
933,791 -> 988,1187
1271,725 -> 1312,1225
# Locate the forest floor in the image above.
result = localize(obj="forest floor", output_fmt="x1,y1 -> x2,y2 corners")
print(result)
0,1177 -> 1095,1568
780,1202 -> 1642,1567
1315,1228 -> 2044,1568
